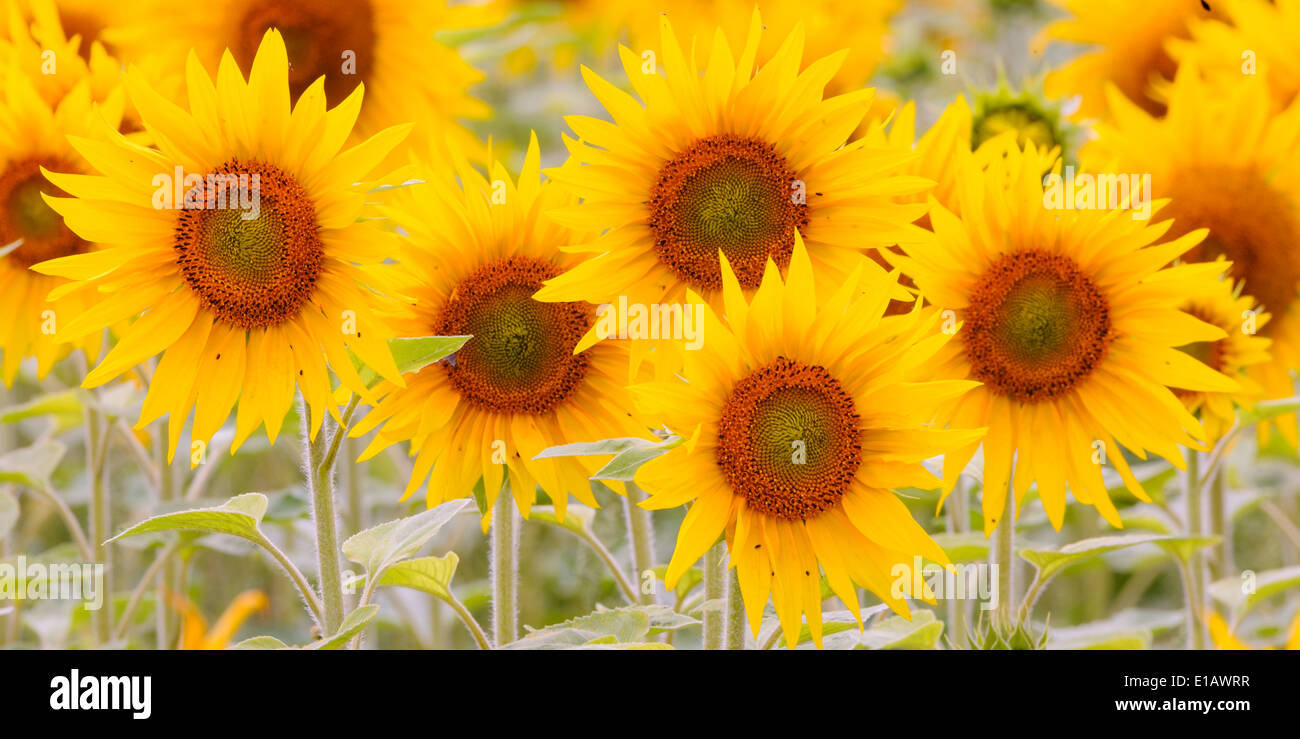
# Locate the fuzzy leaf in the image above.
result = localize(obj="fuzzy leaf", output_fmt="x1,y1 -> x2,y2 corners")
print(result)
108,493 -> 268,543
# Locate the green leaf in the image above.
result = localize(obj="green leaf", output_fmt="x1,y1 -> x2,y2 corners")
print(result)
0,440 -> 66,488
108,493 -> 268,544
1239,395 -> 1300,425
342,499 -> 469,577
0,390 -> 84,429
933,531 -> 991,564
505,606 -> 668,649
356,335 -> 471,387
857,610 -> 944,650
782,606 -> 890,648
376,553 -> 459,601
1020,533 -> 1212,580
0,488 -> 17,538
1209,564 -> 1300,615
534,437 -> 665,460
232,635 -> 291,650
526,504 -> 597,536
591,442 -> 679,482
306,605 -> 380,650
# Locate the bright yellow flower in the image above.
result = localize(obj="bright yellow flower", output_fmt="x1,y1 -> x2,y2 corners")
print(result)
351,134 -> 649,523
1085,67 -> 1300,448
892,144 -> 1239,533
633,237 -> 984,648
32,30 -> 410,459
1175,269 -> 1272,444
0,31 -> 124,385
536,10 -> 927,373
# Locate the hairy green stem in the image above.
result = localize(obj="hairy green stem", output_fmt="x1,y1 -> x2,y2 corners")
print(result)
703,541 -> 725,649
304,397 -> 358,636
447,591 -> 492,651
724,566 -> 746,649
993,480 -> 1015,629
624,482 -> 655,605
490,486 -> 520,646
86,406 -> 111,646
1184,452 -> 1206,649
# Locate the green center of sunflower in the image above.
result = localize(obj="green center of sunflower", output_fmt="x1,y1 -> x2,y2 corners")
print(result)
1165,166 -> 1300,336
963,251 -> 1113,402
715,358 -> 860,521
0,156 -> 88,268
174,160 -> 324,330
236,0 -> 376,104
972,104 -> 1058,152
435,256 -> 592,415
649,135 -> 807,291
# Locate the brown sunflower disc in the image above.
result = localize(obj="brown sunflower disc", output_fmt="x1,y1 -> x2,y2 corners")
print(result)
0,156 -> 88,268
234,0 -> 376,104
963,250 -> 1113,402
715,357 -> 861,521
649,134 -> 807,291
174,159 -> 324,330
1165,165 -> 1300,333
435,255 -> 593,415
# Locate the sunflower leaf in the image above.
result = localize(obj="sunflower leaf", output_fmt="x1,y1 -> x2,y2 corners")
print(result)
107,493 -> 268,544
533,437 -> 668,460
232,635 -> 291,650
591,438 -> 684,482
376,553 -> 460,602
1020,533 -> 1214,581
352,335 -> 472,387
342,498 -> 469,578
305,605 -> 380,650
0,440 -> 66,489
0,389 -> 86,429
1209,564 -> 1300,616
503,605 -> 664,648
856,610 -> 944,650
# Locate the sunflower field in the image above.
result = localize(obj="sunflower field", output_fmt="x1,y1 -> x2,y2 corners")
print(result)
1,0 -> 1299,670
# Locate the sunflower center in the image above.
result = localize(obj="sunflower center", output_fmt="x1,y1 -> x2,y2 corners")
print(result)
649,135 -> 807,291
0,157 -> 88,268
435,256 -> 592,415
715,358 -> 861,521
1164,166 -> 1300,335
972,104 -> 1058,152
235,0 -> 376,104
174,160 -> 323,330
964,250 -> 1113,402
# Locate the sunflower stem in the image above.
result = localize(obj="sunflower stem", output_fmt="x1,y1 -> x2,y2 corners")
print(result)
304,398 -> 348,636
703,541 -> 725,649
86,404 -> 111,647
490,485 -> 520,646
949,476 -> 970,645
1184,451 -> 1207,649
1208,464 -> 1228,580
993,479 -> 1015,630
724,567 -> 746,649
624,482 -> 655,605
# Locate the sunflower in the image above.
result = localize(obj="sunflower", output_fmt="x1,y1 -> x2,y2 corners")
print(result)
1084,67 -> 1300,448
112,0 -> 498,162
536,10 -> 926,355
31,29 -> 409,459
632,236 -> 984,648
1174,269 -> 1272,444
1037,0 -> 1224,119
0,41 -> 123,385
890,144 -> 1240,533
349,133 -> 649,523
551,0 -> 900,96
1170,0 -> 1300,109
